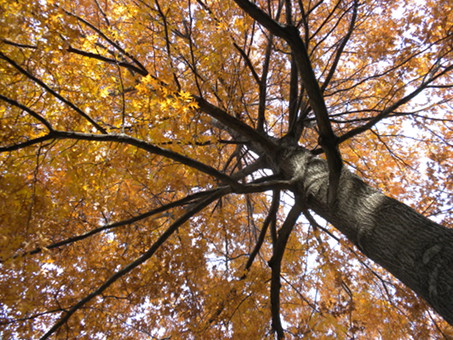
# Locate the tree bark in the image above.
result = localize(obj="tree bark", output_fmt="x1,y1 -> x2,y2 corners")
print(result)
277,147 -> 453,325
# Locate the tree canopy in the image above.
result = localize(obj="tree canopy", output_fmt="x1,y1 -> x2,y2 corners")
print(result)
0,0 -> 452,338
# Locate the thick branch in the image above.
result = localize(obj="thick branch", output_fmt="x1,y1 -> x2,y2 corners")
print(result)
233,0 -> 343,205
0,134 -> 54,153
1,129 -> 290,195
194,96 -> 277,153
233,0 -> 288,37
50,130 -> 238,186
0,129 -> 237,185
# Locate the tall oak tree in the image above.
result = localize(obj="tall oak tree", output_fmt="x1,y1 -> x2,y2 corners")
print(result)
0,0 -> 452,338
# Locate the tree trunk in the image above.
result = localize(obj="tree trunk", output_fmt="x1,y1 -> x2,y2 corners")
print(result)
278,147 -> 453,325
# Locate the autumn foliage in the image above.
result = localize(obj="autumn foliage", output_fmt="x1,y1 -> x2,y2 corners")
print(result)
0,0 -> 452,338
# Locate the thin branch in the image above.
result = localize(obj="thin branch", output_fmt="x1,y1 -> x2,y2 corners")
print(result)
231,156 -> 268,180
155,0 -> 182,90
1,39 -> 37,49
243,190 -> 280,274
302,207 -> 399,309
40,190 -> 225,340
61,8 -> 148,74
93,0 -> 111,26
287,53 -> 299,136
321,0 -> 358,92
114,61 -> 127,132
269,199 -> 303,339
0,51 -> 107,133
233,42 -> 261,84
297,0 -> 310,44
0,129 -> 288,193
308,0 -> 342,43
257,34 -> 274,132
191,0 -> 261,86
325,35 -> 451,98
281,275 -> 320,313
0,94 -> 53,130
0,309 -> 65,326
339,64 -> 453,143
16,188 -> 222,259
67,47 -> 147,76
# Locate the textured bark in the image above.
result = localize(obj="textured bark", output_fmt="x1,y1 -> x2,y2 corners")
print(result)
277,147 -> 453,325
